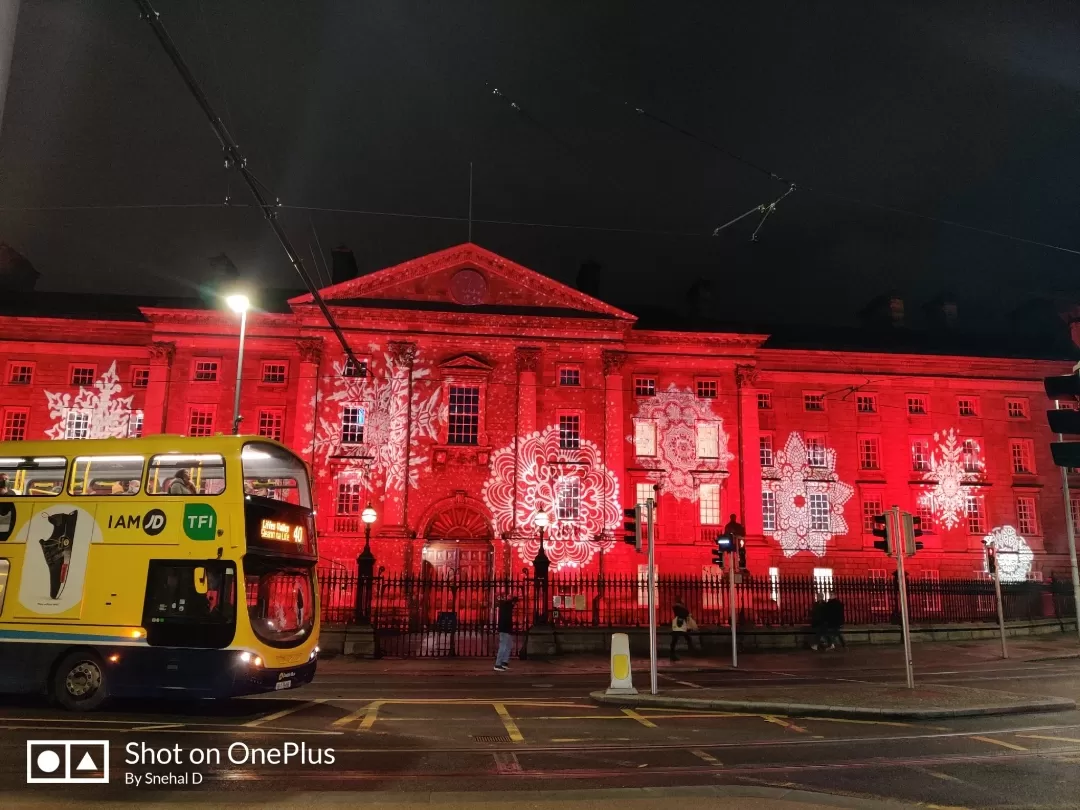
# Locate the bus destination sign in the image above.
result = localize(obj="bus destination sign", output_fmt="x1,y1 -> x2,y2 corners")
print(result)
260,519 -> 304,544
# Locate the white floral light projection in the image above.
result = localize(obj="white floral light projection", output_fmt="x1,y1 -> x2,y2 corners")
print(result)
45,361 -> 137,439
764,432 -> 853,557
983,525 -> 1034,582
483,426 -> 621,570
307,349 -> 441,499
627,384 -> 733,500
920,428 -> 984,530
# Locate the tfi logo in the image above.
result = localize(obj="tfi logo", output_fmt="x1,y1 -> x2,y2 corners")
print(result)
182,504 -> 217,541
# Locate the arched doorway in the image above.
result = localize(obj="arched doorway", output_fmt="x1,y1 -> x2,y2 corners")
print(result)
420,496 -> 494,580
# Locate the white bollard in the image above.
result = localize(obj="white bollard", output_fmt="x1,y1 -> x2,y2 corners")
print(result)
605,633 -> 637,695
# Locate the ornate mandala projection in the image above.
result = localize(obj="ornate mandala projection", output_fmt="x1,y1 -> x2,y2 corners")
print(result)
627,384 -> 733,500
919,428 -> 984,531
45,361 -> 137,439
483,426 -> 621,570
984,525 -> 1034,582
764,432 -> 853,557
307,349 -> 441,499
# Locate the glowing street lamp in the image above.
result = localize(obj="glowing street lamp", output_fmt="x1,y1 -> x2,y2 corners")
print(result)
225,293 -> 250,435
355,503 -> 378,625
531,508 -> 551,623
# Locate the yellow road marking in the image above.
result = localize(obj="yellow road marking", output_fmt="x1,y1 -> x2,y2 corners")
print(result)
244,699 -> 326,728
802,716 -> 924,729
1017,734 -> 1080,744
621,708 -> 658,728
913,766 -> 965,784
689,748 -> 721,765
332,704 -> 372,728
970,735 -> 1027,751
131,723 -> 184,731
359,702 -> 381,731
763,715 -> 807,733
494,703 -> 524,743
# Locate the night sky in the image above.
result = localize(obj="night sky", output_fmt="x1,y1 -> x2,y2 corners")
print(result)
1,1 -> 1079,328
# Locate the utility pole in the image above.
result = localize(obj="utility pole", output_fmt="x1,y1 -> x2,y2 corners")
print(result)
0,0 -> 20,138
646,498 -> 657,696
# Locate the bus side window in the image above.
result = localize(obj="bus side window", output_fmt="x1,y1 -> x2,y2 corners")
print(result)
0,560 -> 8,615
69,456 -> 144,496
0,458 -> 66,497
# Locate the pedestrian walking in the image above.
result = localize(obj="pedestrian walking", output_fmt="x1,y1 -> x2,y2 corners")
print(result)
493,593 -> 519,671
669,596 -> 697,661
810,592 -> 829,651
825,594 -> 845,649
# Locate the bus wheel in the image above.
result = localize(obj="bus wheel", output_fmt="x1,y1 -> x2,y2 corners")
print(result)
52,651 -> 108,711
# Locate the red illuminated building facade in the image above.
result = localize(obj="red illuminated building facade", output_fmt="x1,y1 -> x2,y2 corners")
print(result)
1,243 -> 1077,586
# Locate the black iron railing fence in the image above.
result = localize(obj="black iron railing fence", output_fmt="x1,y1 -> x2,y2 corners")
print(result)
317,567 -> 1077,631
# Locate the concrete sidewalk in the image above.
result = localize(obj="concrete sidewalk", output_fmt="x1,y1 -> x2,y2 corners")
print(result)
592,682 -> 1076,719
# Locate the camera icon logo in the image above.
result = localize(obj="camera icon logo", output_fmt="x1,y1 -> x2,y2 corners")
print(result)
26,740 -> 109,784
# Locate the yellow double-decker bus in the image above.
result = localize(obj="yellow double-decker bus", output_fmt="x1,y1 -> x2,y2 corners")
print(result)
0,435 -> 319,710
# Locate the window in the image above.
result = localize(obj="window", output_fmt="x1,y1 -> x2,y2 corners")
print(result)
634,376 -> 656,398
187,407 -> 215,437
803,392 -> 825,412
261,362 -> 288,385
907,395 -> 928,415
64,409 -> 91,439
257,409 -> 285,442
343,357 -> 368,378
447,385 -> 480,445
696,422 -> 720,459
757,392 -> 772,410
241,443 -> 310,507
636,482 -> 655,532
768,567 -> 781,604
963,440 -> 982,474
1072,494 -> 1080,529
131,366 -> 150,388
920,570 -> 942,613
911,438 -> 930,472
1010,439 -> 1035,474
1016,496 -> 1039,535
856,394 -> 877,414
7,362 -> 33,385
762,489 -> 777,531
699,483 -> 721,525
966,494 -> 987,534
341,406 -> 365,444
957,397 -> 979,417
558,414 -> 580,450
862,495 -> 884,533
336,480 -> 363,514
634,419 -> 657,457
243,557 -> 315,648
558,367 -> 580,387
809,493 -> 830,531
556,478 -> 581,521
142,560 -> 237,649
915,497 -> 935,533
697,379 -> 718,399
70,365 -> 95,386
806,435 -> 827,467
69,455 -> 144,496
637,563 -> 658,607
0,559 -> 7,613
2,408 -> 28,441
759,434 -> 774,468
149,453 -> 226,496
812,568 -> 834,599
193,359 -> 219,382
1006,398 -> 1029,420
869,569 -> 888,612
0,456 -> 66,497
858,436 -> 881,470
128,410 -> 144,439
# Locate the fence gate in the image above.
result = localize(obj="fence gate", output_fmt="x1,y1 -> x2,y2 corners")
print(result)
371,574 -> 529,658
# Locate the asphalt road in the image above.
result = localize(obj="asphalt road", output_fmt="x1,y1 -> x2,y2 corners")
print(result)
3,640 -> 1080,808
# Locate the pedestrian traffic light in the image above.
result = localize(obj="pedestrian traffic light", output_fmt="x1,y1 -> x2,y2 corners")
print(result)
1044,372 -> 1080,467
986,544 -> 996,575
871,513 -> 892,556
624,506 -> 642,552
737,537 -> 747,569
713,533 -> 733,567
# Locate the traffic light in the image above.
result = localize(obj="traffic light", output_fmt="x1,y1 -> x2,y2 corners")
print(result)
1044,373 -> 1080,467
986,544 -> 996,575
624,506 -> 642,552
737,537 -> 747,570
713,533 -> 733,567
901,512 -> 924,557
871,513 -> 892,556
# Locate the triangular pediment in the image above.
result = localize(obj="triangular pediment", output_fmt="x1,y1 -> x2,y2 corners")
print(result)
439,353 -> 494,372
289,243 -> 634,321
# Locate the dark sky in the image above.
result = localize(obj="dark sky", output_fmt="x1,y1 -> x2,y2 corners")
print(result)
1,1 -> 1079,327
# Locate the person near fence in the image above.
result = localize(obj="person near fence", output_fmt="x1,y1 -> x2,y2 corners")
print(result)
810,592 -> 829,651
825,595 -> 845,649
494,593 -> 519,672
670,596 -> 696,661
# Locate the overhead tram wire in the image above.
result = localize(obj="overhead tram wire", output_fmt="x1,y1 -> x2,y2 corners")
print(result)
130,0 -> 363,370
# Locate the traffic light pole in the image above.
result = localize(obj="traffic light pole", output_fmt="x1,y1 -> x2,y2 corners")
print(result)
729,557 -> 738,668
991,552 -> 1008,659
1057,451 -> 1080,644
893,509 -> 915,689
646,499 -> 658,695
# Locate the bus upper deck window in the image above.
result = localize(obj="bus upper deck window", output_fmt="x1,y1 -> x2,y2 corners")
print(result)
148,454 -> 226,496
0,456 -> 67,497
241,443 -> 311,508
69,456 -> 145,496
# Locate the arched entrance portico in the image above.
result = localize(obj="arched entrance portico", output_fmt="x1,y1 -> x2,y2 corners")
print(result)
418,493 -> 494,580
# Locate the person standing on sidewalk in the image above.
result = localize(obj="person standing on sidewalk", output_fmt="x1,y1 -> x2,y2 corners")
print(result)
825,594 -> 845,649
494,593 -> 519,672
670,596 -> 696,661
810,592 -> 829,651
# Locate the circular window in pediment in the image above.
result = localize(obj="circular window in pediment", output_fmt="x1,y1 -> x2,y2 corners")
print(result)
449,268 -> 488,306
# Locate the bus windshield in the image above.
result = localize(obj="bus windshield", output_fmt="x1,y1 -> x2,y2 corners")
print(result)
244,555 -> 315,648
242,443 -> 311,508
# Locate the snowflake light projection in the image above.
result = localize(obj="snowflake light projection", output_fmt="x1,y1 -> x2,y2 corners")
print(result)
919,428 -> 984,531
45,361 -> 136,439
627,384 -> 733,501
764,432 -> 853,557
307,350 -> 441,499
983,525 -> 1034,582
482,426 -> 621,570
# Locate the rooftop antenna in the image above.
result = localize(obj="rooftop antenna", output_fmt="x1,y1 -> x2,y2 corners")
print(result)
468,162 -> 474,242
131,0 -> 362,370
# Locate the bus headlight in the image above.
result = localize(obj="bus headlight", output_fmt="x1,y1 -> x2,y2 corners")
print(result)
239,652 -> 263,667
309,646 -> 319,661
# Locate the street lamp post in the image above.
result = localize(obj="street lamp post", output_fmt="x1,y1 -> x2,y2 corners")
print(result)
226,293 -> 250,435
532,509 -> 551,624
355,503 -> 378,624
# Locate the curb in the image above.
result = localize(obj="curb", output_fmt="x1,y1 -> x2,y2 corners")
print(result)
590,690 -> 1077,719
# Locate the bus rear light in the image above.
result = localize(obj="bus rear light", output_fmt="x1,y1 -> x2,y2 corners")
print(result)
131,629 -> 145,639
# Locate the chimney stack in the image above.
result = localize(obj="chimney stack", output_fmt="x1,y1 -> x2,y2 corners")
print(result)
331,245 -> 359,286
